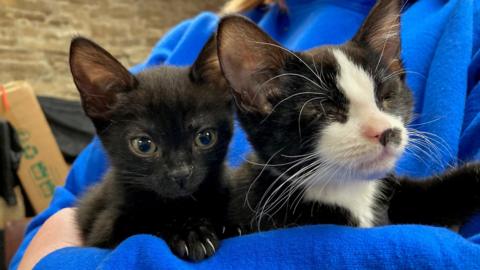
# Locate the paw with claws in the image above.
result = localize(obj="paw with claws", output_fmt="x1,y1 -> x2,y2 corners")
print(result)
220,224 -> 245,238
167,224 -> 219,261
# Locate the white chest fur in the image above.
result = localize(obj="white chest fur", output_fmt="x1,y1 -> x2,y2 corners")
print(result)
303,180 -> 381,227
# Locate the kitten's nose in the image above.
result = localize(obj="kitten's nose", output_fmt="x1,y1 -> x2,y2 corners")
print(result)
168,166 -> 193,188
379,128 -> 401,146
362,120 -> 390,141
362,120 -> 401,146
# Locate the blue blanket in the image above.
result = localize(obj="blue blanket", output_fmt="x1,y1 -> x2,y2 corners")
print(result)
10,0 -> 480,269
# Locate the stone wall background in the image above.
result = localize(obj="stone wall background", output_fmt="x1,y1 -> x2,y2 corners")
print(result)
0,0 -> 224,99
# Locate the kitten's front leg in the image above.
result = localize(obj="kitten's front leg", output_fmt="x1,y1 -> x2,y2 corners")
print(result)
165,218 -> 219,261
387,163 -> 480,226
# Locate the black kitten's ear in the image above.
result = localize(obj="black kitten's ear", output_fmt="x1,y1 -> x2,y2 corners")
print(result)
69,37 -> 137,125
190,35 -> 222,83
217,15 -> 288,114
352,0 -> 402,68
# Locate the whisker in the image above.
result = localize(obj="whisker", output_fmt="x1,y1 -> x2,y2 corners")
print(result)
297,97 -> 326,139
252,40 -> 324,86
407,116 -> 443,127
254,155 -> 319,228
244,147 -> 286,212
263,159 -> 322,215
260,89 -> 327,124
382,69 -> 425,82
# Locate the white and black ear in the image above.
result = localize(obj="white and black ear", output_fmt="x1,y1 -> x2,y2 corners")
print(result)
69,37 -> 137,126
352,0 -> 402,67
217,15 -> 288,114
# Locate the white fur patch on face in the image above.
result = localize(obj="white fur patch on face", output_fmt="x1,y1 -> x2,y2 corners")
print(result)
314,49 -> 407,181
304,180 -> 381,227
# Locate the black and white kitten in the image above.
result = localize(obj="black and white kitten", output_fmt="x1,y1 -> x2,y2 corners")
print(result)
71,37 -> 233,261
217,0 -> 480,231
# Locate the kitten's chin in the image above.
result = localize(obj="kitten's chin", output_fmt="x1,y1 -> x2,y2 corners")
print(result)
354,149 -> 400,180
325,147 -> 401,181
157,189 -> 195,199
152,183 -> 199,199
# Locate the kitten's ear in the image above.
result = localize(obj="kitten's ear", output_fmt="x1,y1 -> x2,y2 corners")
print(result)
190,35 -> 222,83
69,37 -> 137,124
352,0 -> 402,67
217,15 -> 288,114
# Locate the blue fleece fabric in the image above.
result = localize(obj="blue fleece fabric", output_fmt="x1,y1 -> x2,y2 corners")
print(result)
10,0 -> 480,269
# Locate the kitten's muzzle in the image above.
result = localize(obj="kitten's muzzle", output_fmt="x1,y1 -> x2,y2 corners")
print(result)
363,123 -> 402,147
379,128 -> 401,147
168,166 -> 194,188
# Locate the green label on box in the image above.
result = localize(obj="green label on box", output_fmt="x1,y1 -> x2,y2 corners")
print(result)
17,126 -> 62,199
23,145 -> 38,160
29,161 -> 56,198
39,180 -> 55,198
30,161 -> 48,180
18,129 -> 38,160
17,129 -> 31,144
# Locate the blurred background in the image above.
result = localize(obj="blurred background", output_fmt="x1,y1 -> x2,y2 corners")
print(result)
0,0 -> 223,99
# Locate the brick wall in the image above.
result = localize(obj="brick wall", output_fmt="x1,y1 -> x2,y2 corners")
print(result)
0,0 -> 223,99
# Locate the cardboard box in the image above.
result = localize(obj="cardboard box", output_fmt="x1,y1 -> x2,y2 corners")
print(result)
0,81 -> 68,213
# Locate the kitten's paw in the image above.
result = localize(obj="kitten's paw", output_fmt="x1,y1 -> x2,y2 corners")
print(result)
220,224 -> 246,238
168,225 -> 219,261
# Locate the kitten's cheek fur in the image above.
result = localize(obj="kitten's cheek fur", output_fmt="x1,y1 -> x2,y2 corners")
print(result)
316,116 -> 408,180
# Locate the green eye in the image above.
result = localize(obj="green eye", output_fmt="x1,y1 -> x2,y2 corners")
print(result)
130,136 -> 158,156
195,129 -> 217,149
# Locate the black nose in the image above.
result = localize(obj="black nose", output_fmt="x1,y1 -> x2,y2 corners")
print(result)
168,166 -> 193,187
379,128 -> 401,147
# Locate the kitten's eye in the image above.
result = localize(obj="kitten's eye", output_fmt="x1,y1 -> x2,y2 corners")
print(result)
382,98 -> 391,109
381,93 -> 393,109
130,136 -> 158,156
195,129 -> 217,149
323,100 -> 347,122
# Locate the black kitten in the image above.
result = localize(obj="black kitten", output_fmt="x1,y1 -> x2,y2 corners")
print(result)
71,36 -> 233,261
217,0 -> 480,231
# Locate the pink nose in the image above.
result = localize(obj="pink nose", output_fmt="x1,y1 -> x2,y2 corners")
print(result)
363,126 -> 385,140
363,123 -> 402,147
362,120 -> 390,142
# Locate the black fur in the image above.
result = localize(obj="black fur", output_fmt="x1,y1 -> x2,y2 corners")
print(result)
386,164 -> 480,226
71,36 -> 233,261
218,0 -> 480,233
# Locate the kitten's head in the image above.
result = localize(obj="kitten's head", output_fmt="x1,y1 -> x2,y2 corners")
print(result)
218,0 -> 412,183
70,36 -> 232,198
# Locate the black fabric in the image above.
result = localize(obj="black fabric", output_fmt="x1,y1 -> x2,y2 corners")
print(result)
38,96 -> 95,163
0,119 -> 22,206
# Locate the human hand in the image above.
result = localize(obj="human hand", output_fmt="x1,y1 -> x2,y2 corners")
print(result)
17,208 -> 82,270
